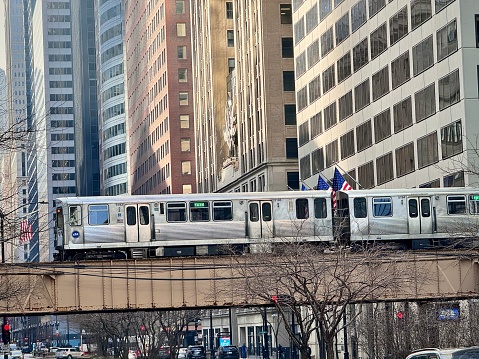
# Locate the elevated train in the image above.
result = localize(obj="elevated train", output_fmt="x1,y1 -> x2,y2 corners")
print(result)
53,188 -> 479,260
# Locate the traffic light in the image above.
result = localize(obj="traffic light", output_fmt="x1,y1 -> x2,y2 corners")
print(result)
2,324 -> 10,344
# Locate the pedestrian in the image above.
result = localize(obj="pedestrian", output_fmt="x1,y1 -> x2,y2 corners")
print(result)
306,347 -> 311,359
278,345 -> 284,359
241,344 -> 247,359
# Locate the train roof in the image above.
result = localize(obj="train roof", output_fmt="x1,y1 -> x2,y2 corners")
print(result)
339,187 -> 479,197
55,190 -> 333,205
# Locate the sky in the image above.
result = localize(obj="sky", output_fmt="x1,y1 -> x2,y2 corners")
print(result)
0,4 -> 5,70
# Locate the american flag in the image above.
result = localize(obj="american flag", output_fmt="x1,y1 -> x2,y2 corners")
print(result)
317,175 -> 331,191
332,168 -> 352,210
20,219 -> 33,244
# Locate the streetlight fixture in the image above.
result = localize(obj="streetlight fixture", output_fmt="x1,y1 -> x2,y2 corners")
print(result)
1,200 -> 48,359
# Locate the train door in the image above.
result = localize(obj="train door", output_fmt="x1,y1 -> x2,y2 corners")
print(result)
407,197 -> 433,234
125,204 -> 151,242
247,201 -> 273,238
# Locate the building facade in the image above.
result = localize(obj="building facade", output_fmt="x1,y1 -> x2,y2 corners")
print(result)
293,0 -> 479,190
191,0 -> 300,193
124,0 -> 196,195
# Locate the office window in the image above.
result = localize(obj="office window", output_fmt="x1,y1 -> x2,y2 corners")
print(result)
227,30 -> 234,46
372,65 -> 389,101
321,27 -> 334,57
396,142 -> 415,177
412,36 -> 433,76
176,0 -> 185,13
298,123 -> 310,147
476,15 -> 479,48
374,109 -> 391,143
441,120 -> 462,159
438,69 -> 460,110
181,138 -> 191,152
390,6 -> 408,46
337,52 -> 351,83
420,179 -> 440,188
312,148 -> 325,174
282,38 -> 294,58
228,58 -> 235,73
311,112 -> 322,138
307,40 -> 320,67
353,38 -> 368,72
339,91 -> 353,121
297,86 -> 308,112
320,0 -> 332,21
335,12 -> 350,45
435,0 -> 454,13
226,2 -> 233,19
280,4 -> 292,24
324,102 -> 337,130
296,52 -> 307,78
371,23 -> 387,59
294,17 -> 305,44
415,83 -> 435,122
411,0 -> 432,30
356,120 -> 372,152
358,161 -> 375,189
376,152 -> 394,185
325,140 -> 338,167
437,19 -> 457,61
417,132 -> 438,168
393,97 -> 412,133
369,0 -> 385,18
322,65 -> 335,94
354,79 -> 370,112
177,23 -> 186,36
391,51 -> 410,89
286,138 -> 299,158
179,92 -> 189,106
180,115 -> 190,128
283,71 -> 295,91
300,155 -> 312,180
444,171 -> 464,187
340,130 -> 355,160
177,46 -> 187,59
178,68 -> 187,82
284,104 -> 297,125
287,172 -> 300,191
351,0 -> 367,32
309,75 -> 321,103
182,161 -> 191,175
306,4 -> 319,34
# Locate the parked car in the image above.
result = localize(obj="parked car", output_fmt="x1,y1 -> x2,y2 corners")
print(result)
159,347 -> 171,359
21,346 -> 32,354
55,347 -> 84,359
405,347 -> 479,359
187,346 -> 206,359
216,346 -> 239,359
9,349 -> 23,359
177,348 -> 188,359
49,347 -> 60,353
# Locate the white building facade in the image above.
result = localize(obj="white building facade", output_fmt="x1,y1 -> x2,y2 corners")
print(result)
293,0 -> 479,190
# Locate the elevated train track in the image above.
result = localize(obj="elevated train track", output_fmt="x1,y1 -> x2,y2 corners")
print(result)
0,251 -> 478,316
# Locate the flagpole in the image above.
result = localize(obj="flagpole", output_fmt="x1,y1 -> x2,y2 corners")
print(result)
335,163 -> 362,188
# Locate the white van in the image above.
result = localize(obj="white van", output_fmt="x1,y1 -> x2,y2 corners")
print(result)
405,347 -> 479,359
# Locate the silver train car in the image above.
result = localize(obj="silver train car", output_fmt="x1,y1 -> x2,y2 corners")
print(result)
54,191 -> 334,260
54,188 -> 479,260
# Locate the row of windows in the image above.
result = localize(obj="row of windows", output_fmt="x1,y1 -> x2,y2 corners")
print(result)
104,162 -> 127,180
52,173 -> 76,181
50,107 -> 73,115
50,93 -> 73,101
102,83 -> 124,102
48,41 -> 71,49
102,102 -> 124,121
101,43 -> 123,64
300,119 -> 462,183
51,147 -> 75,154
49,54 -> 72,62
51,133 -> 74,141
102,63 -> 123,83
103,142 -> 126,161
48,28 -> 71,35
103,122 -> 125,141
49,67 -> 72,75
51,120 -> 74,128
100,23 -> 122,45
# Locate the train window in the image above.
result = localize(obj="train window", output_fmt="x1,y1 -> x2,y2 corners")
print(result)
354,198 -> 367,218
139,206 -> 149,225
408,199 -> 418,218
373,197 -> 392,217
69,206 -> 81,226
447,195 -> 466,215
126,207 -> 136,225
250,203 -> 259,222
88,205 -> 109,225
421,198 -> 431,217
167,202 -> 187,222
190,201 -> 209,221
262,203 -> 272,221
314,198 -> 327,218
296,198 -> 309,219
469,195 -> 479,214
213,201 -> 233,221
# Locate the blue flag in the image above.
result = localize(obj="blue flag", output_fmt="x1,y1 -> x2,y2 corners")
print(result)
301,183 -> 308,191
317,176 -> 331,190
